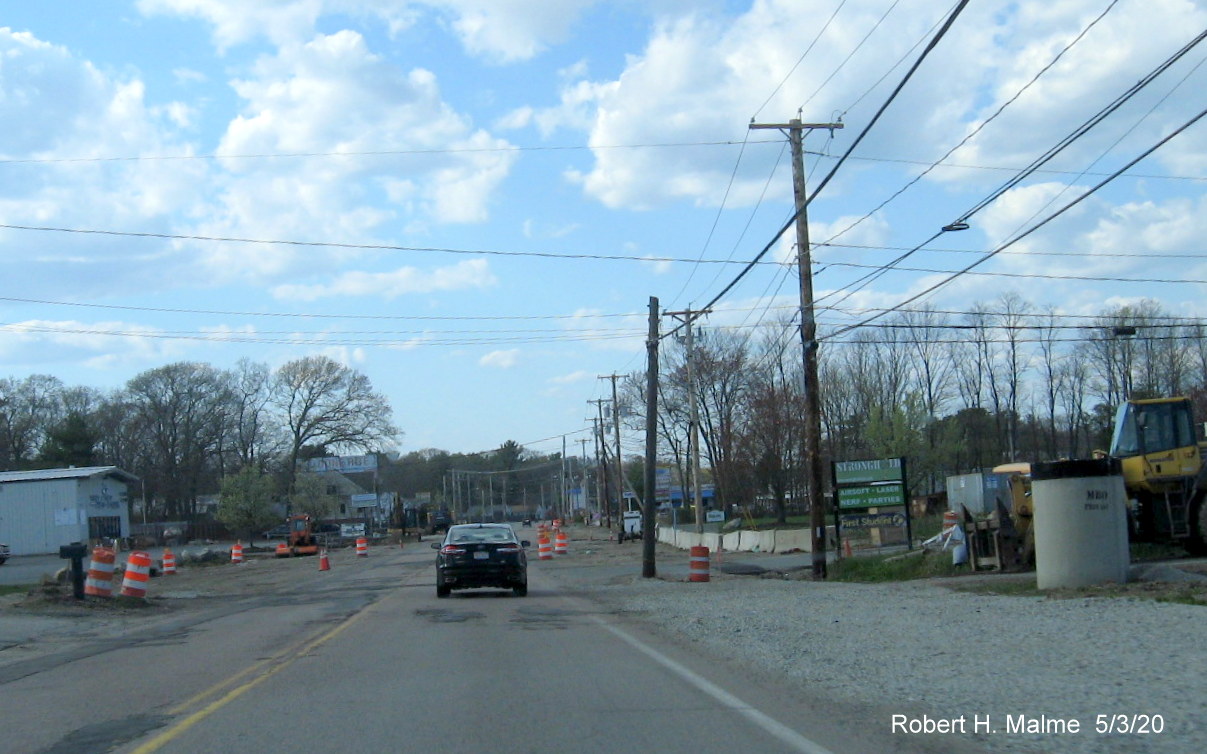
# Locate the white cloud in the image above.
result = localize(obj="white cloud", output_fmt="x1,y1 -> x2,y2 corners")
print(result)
548,369 -> 590,385
479,348 -> 519,368
137,0 -> 419,51
536,0 -> 1207,217
137,0 -> 596,61
270,258 -> 497,301
0,319 -> 178,367
0,28 -> 209,297
184,30 -> 516,282
428,0 -> 599,63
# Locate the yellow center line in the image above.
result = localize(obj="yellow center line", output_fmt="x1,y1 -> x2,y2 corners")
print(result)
131,604 -> 374,753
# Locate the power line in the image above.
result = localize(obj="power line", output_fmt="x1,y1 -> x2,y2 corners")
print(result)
813,0 -> 1120,252
0,223 -> 800,266
826,102 -> 1207,339
0,139 -> 784,165
753,0 -> 850,118
820,241 -> 1207,260
687,0 -> 973,327
819,259 -> 1207,285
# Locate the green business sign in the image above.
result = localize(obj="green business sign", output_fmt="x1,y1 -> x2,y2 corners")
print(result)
834,457 -> 904,485
837,482 -> 906,510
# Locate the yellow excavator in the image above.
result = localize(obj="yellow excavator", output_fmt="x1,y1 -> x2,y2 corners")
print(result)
997,396 -> 1207,556
1108,396 -> 1207,554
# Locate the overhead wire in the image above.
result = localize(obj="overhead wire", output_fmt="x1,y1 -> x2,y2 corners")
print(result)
752,0 -> 851,119
671,0 -> 973,339
824,102 -> 1207,340
812,0 -> 1121,263
797,0 -> 904,113
818,36 -> 1207,311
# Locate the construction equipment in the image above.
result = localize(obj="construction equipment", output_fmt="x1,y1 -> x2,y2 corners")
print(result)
1108,396 -> 1207,554
282,514 -> 321,556
986,396 -> 1207,562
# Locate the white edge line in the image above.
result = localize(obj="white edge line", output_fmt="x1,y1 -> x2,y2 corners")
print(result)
590,614 -> 837,754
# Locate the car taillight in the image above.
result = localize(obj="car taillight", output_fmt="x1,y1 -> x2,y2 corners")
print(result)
440,545 -> 465,555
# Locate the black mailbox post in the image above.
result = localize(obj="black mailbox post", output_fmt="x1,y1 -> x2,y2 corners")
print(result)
59,542 -> 89,599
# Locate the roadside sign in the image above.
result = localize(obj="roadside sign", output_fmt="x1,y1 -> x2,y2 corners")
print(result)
705,510 -> 724,523
840,511 -> 907,529
832,456 -> 913,554
836,482 -> 906,510
834,458 -> 904,485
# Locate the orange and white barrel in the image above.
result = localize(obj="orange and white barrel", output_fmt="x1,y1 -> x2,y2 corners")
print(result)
162,548 -> 177,575
942,510 -> 958,533
120,551 -> 153,597
275,542 -> 289,557
554,530 -> 568,556
231,541 -> 244,564
538,536 -> 553,560
689,545 -> 710,583
84,547 -> 117,597
553,518 -> 562,530
356,537 -> 368,557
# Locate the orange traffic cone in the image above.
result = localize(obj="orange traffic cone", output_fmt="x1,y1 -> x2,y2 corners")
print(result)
319,548 -> 331,571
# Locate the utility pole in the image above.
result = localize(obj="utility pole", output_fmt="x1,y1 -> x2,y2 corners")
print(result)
665,306 -> 709,535
601,374 -> 624,526
578,437 -> 590,514
643,296 -> 659,578
589,401 -> 610,527
750,116 -> 843,580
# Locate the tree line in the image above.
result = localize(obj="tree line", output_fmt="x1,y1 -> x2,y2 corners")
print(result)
617,296 -> 1207,522
0,355 -> 397,523
6,295 -> 1204,530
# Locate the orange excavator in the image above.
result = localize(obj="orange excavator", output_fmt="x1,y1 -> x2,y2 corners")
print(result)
285,514 -> 321,556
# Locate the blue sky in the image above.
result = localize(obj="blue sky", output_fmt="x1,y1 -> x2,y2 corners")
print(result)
1,0 -> 1205,456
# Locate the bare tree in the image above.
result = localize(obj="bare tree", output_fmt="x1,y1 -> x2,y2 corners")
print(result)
0,375 -> 66,469
226,359 -> 281,471
126,362 -> 232,519
272,355 -> 398,491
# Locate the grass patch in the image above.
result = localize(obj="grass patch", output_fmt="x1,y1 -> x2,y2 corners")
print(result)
829,548 -> 965,582
0,583 -> 34,597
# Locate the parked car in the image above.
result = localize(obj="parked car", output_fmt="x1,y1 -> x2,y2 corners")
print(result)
0,542 -> 9,565
432,524 -> 529,598
261,523 -> 291,540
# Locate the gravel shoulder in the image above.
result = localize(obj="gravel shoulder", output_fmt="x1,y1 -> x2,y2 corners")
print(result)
541,531 -> 1206,754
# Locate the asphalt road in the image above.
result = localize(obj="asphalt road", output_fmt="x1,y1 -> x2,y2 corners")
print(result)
0,534 -> 961,754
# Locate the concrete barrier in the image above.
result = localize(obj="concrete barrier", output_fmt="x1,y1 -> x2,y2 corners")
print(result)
657,525 -> 814,553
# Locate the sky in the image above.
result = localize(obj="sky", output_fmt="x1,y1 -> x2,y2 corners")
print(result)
1,0 -> 1205,458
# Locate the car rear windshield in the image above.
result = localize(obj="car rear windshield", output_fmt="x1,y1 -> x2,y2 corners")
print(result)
448,528 -> 516,544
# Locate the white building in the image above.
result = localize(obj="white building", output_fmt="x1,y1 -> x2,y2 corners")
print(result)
0,466 -> 139,556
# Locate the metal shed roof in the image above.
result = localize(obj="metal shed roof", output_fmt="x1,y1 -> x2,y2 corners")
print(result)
0,466 -> 140,485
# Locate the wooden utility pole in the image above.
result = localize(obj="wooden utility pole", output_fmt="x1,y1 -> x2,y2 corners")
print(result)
665,307 -> 709,534
643,296 -> 659,578
578,437 -> 590,514
589,403 -> 609,527
750,117 -> 843,580
601,374 -> 624,526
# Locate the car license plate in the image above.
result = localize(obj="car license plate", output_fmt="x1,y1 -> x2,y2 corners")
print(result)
473,551 -> 489,560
